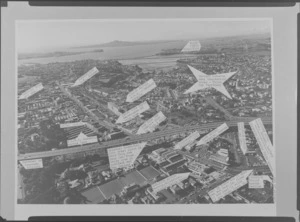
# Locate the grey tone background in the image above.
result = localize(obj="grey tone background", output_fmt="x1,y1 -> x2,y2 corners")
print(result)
1,2 -> 299,220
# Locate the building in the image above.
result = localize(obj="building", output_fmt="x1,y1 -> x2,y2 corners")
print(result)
156,101 -> 169,113
170,89 -> 179,100
161,150 -> 177,160
139,166 -> 161,181
146,188 -> 161,201
121,183 -> 141,198
209,153 -> 229,166
161,159 -> 187,176
169,184 -> 181,194
107,102 -> 122,116
148,148 -> 167,163
245,146 -> 256,154
153,148 -> 166,156
63,124 -> 97,140
209,171 -> 222,180
185,141 -> 197,151
188,161 -> 206,177
218,148 -> 229,157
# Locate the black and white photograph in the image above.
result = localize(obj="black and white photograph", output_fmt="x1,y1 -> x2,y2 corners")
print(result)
16,19 -> 275,205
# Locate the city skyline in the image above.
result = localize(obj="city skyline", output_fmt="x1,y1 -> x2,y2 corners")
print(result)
17,19 -> 271,53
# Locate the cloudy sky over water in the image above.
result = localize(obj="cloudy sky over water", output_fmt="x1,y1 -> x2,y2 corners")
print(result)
17,19 -> 271,53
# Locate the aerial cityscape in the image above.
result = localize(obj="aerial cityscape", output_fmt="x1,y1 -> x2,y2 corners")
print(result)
17,20 -> 274,205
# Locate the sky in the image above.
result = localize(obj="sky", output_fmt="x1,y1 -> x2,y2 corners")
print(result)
16,19 -> 271,53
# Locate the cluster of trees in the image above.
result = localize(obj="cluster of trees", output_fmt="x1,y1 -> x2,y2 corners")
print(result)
158,82 -> 177,90
101,194 -> 124,204
69,154 -> 108,167
19,161 -> 70,204
140,142 -> 172,156
19,153 -> 110,204
18,119 -> 68,154
39,119 -> 67,149
228,151 -> 239,167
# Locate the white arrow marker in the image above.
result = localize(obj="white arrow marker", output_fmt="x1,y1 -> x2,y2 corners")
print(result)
137,111 -> 166,135
72,67 -> 99,87
184,65 -> 236,99
174,131 -> 200,150
248,174 -> 273,189
108,142 -> 147,170
20,159 -> 43,169
208,170 -> 253,202
116,101 -> 150,124
181,40 -> 201,53
249,118 -> 275,176
19,83 -> 44,100
126,79 -> 157,103
197,123 -> 229,146
151,173 -> 190,194
238,122 -> 248,155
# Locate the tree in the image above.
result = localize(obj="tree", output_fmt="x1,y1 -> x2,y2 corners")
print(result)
114,194 -> 123,204
101,199 -> 109,204
39,119 -> 67,150
64,170 -> 88,181
67,188 -> 91,204
97,173 -> 105,184
134,191 -> 142,199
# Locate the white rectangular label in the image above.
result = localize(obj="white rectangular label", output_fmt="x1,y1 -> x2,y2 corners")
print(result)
238,122 -> 248,155
60,122 -> 86,128
137,111 -> 166,135
126,79 -> 157,102
67,136 -> 98,147
20,159 -> 43,169
19,83 -> 44,100
249,118 -> 275,176
174,131 -> 200,150
116,101 -> 150,124
197,123 -> 229,146
72,67 -> 99,87
151,173 -> 190,194
108,142 -> 147,170
208,170 -> 253,202
248,175 -> 264,189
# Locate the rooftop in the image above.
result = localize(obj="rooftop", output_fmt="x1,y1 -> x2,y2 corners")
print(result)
82,169 -> 150,202
81,186 -> 106,204
98,179 -> 124,199
139,166 -> 161,180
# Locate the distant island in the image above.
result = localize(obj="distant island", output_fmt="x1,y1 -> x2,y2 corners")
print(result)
72,40 -> 182,49
19,49 -> 104,60
156,48 -> 203,56
156,48 -> 182,56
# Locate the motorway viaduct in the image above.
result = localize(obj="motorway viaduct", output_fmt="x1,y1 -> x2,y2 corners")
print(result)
18,116 -> 272,161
